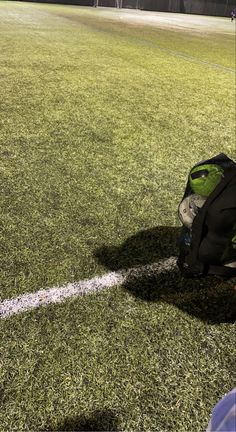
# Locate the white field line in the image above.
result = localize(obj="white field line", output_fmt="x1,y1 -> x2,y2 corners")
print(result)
127,37 -> 235,73
0,257 -> 177,319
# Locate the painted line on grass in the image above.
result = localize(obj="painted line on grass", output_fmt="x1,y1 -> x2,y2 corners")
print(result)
133,38 -> 235,73
0,256 -> 177,319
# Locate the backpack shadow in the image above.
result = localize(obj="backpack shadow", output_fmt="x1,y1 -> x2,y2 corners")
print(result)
94,226 -> 180,271
93,226 -> 236,324
122,265 -> 236,324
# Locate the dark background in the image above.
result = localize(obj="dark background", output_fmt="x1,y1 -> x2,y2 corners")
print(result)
19,0 -> 236,17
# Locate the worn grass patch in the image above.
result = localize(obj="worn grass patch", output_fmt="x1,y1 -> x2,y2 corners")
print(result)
0,2 -> 235,431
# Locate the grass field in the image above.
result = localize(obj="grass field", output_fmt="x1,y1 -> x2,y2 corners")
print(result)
0,2 -> 236,431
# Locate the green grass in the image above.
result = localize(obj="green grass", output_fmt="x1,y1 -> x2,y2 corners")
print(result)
0,2 -> 236,431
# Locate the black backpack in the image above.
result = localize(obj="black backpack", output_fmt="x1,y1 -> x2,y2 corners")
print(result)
177,153 -> 236,279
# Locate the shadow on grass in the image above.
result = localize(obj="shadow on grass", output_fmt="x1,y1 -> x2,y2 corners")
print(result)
49,409 -> 119,431
94,226 -> 236,324
94,226 -> 180,270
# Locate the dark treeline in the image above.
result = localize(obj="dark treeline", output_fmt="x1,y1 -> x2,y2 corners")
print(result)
18,0 -> 235,17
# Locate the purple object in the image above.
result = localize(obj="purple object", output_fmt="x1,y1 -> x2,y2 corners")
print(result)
231,8 -> 236,17
206,388 -> 236,432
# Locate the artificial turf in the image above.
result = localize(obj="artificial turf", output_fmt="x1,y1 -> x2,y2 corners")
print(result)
0,2 -> 236,431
